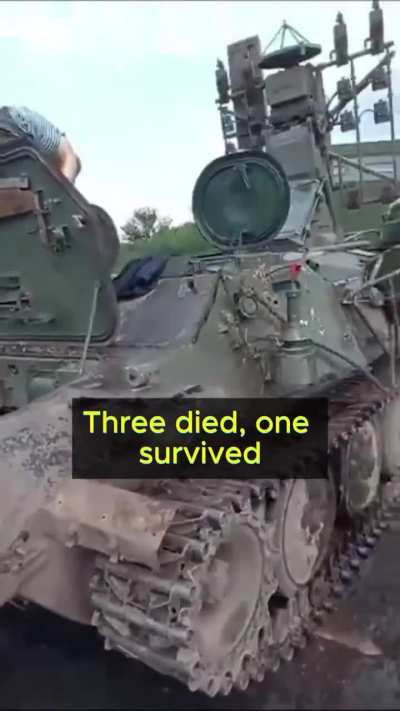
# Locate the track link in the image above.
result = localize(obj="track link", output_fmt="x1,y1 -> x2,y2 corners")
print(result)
90,372 -> 400,697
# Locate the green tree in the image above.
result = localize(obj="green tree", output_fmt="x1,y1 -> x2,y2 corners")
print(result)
121,207 -> 172,242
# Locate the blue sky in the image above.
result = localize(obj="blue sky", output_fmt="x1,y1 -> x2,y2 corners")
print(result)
1,0 -> 399,230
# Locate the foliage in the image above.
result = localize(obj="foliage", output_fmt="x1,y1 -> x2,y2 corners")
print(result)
121,207 -> 172,242
116,220 -> 216,272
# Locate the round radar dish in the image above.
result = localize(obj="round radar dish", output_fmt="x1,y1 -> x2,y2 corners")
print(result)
192,150 -> 290,251
259,43 -> 322,69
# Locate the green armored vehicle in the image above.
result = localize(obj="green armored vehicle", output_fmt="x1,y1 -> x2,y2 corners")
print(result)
0,0 -> 399,699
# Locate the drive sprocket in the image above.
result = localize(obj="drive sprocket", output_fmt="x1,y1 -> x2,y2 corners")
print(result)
90,481 -> 278,696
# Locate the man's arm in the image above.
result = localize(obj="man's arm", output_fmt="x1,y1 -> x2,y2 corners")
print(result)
57,135 -> 81,183
6,106 -> 81,184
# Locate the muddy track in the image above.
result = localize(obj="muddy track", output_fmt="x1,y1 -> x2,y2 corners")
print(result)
90,370 -> 399,697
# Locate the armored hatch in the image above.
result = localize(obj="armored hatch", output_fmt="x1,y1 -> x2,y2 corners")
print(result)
192,150 -> 291,251
0,137 -> 118,342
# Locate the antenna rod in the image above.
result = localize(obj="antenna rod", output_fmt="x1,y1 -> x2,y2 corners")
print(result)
349,57 -> 364,203
386,48 -> 398,183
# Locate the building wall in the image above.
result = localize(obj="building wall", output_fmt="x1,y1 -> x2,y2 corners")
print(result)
331,139 -> 400,185
330,155 -> 400,185
330,139 -> 400,233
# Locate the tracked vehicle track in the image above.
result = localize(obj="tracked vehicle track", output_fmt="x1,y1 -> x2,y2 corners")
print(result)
90,372 -> 400,697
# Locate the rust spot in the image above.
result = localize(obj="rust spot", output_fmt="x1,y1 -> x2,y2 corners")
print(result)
0,188 -> 37,220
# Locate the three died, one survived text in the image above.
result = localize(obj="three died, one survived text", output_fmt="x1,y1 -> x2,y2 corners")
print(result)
81,408 -> 310,466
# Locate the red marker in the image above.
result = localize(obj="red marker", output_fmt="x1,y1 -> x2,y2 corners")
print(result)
289,262 -> 302,280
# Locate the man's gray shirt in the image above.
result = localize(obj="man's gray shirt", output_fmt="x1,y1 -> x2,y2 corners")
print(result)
6,106 -> 63,156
